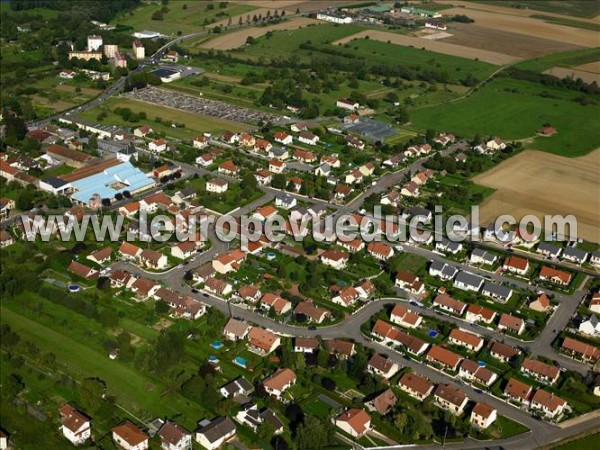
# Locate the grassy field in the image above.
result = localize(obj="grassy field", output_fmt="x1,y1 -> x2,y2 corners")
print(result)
231,22 -> 366,57
0,306 -> 207,426
328,38 -> 497,83
112,1 -> 257,36
475,0 -> 600,18
78,97 -> 250,140
555,433 -> 600,450
530,14 -> 600,31
409,78 -> 600,156
515,48 -> 600,73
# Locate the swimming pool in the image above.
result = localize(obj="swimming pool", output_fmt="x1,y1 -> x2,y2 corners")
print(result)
233,356 -> 248,368
210,341 -> 223,350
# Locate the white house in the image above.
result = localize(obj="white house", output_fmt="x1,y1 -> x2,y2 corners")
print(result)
263,368 -> 296,400
60,405 -> 91,446
195,417 -> 236,450
336,98 -> 359,111
320,249 -> 349,270
193,135 -> 209,149
579,315 -> 600,337
206,178 -> 228,194
298,131 -> 319,146
112,421 -> 149,450
158,421 -> 192,450
470,403 -> 497,429
149,139 -> 167,153
334,409 -> 371,438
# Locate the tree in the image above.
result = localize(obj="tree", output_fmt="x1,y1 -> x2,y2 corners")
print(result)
394,412 -> 408,433
317,349 -> 329,368
78,378 -> 106,414
295,352 -> 306,371
296,416 -> 332,449
257,421 -> 276,442
271,173 -> 286,190
2,373 -> 25,400
16,189 -> 34,210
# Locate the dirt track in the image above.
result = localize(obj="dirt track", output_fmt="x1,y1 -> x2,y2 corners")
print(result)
202,17 -> 319,50
543,67 -> 600,84
474,150 -> 600,243
442,7 -> 598,47
333,30 -> 521,65
442,23 -> 582,59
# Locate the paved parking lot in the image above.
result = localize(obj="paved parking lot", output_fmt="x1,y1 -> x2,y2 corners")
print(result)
124,86 -> 283,125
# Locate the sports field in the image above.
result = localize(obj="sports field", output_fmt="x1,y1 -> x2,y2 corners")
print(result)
473,150 -> 600,243
409,78 -> 600,157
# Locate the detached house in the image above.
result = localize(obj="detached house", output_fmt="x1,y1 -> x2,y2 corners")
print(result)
459,359 -> 497,387
395,270 -> 425,295
193,135 -> 209,150
503,256 -> 530,275
195,417 -> 236,450
294,337 -> 320,353
390,305 -> 422,329
498,313 -> 525,336
470,248 -> 498,266
158,421 -> 192,450
433,294 -> 467,316
112,421 -> 149,450
531,390 -> 567,419
298,131 -> 319,146
139,249 -> 168,270
562,246 -> 588,264
465,304 -> 497,324
453,271 -> 485,292
320,249 -> 349,270
367,242 -> 394,260
365,389 -> 397,416
263,368 -> 296,400
489,341 -> 521,363
334,409 -> 371,438
294,301 -> 330,324
504,378 -> 532,405
367,354 -> 400,379
274,132 -> 292,145
247,327 -> 281,355
223,318 -> 251,341
260,293 -> 292,315
449,329 -> 484,352
60,404 -> 91,446
470,403 -> 497,430
521,358 -> 560,385
429,261 -> 458,280
561,337 -> 600,363
529,293 -> 551,313
397,372 -> 434,401
149,139 -> 167,153
268,158 -> 286,174
434,384 -> 468,416
218,160 -> 240,176
426,345 -> 463,371
539,266 -> 572,286
336,98 -> 359,111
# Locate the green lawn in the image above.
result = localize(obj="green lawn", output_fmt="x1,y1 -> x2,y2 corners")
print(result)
0,306 -> 208,428
555,433 -> 600,450
514,48 -> 600,73
112,1 -> 257,36
78,97 -> 251,140
409,77 -> 600,156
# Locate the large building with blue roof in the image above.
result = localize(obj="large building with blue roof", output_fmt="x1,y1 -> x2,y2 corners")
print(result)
70,161 -> 155,207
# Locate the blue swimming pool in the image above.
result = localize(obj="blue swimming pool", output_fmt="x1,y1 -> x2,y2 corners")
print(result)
210,341 -> 223,349
428,330 -> 438,338
233,356 -> 248,368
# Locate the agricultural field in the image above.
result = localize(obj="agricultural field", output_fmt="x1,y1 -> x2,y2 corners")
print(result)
440,6 -> 599,47
78,97 -> 251,140
408,77 -> 600,156
473,149 -> 600,243
543,66 -> 600,85
111,1 -> 257,36
440,23 -> 582,59
470,0 -> 600,19
333,30 -> 521,65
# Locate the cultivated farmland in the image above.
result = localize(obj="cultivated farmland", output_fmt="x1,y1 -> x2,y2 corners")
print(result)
333,30 -> 521,65
473,150 -> 600,243
440,7 -> 599,47
543,67 -> 600,85
440,23 -> 582,59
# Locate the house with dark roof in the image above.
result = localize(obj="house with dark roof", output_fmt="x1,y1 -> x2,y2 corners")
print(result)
235,403 -> 284,435
195,417 -> 236,450
158,421 -> 192,450
453,272 -> 485,292
481,282 -> 513,303
220,377 -> 254,399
